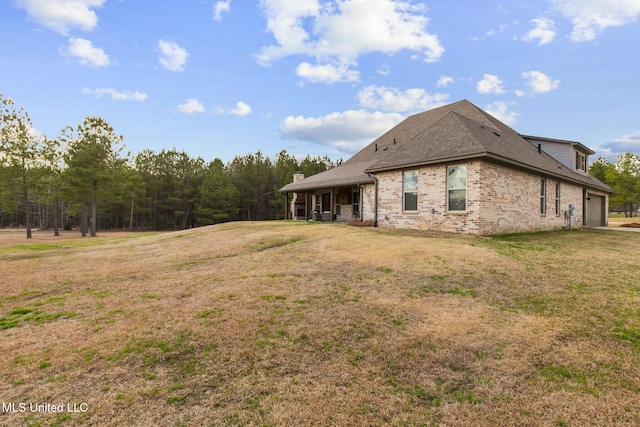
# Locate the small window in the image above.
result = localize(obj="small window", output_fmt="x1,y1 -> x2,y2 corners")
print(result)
403,170 -> 418,211
447,165 -> 467,211
540,178 -> 546,214
555,182 -> 560,215
576,152 -> 587,171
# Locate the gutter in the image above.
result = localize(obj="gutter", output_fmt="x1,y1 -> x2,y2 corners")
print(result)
279,177 -> 376,193
367,172 -> 379,227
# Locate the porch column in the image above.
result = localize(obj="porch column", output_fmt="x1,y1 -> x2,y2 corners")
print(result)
331,188 -> 335,222
285,192 -> 289,219
305,191 -> 309,221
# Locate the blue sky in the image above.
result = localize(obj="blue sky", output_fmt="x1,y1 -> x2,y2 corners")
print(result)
2,0 -> 639,163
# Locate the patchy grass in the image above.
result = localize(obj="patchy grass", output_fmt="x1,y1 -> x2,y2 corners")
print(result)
0,307 -> 77,330
1,223 -> 640,426
0,230 -> 159,260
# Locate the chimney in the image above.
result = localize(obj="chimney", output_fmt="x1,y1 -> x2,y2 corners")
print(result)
293,172 -> 305,183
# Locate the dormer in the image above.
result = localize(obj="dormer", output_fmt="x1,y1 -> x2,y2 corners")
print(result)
521,135 -> 595,175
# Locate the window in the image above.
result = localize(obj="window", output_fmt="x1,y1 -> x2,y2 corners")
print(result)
403,170 -> 418,211
447,165 -> 467,211
576,152 -> 587,171
540,178 -> 546,214
555,183 -> 560,215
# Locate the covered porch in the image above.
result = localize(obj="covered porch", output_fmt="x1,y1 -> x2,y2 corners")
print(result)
286,185 -> 363,223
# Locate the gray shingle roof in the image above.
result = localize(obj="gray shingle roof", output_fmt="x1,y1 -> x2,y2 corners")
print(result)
280,100 -> 612,193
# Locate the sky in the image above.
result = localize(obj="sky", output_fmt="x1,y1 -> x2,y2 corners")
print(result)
1,0 -> 640,164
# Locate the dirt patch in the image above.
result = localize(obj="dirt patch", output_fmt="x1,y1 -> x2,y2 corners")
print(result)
619,222 -> 640,228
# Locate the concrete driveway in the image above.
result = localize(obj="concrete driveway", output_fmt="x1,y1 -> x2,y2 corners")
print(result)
591,226 -> 640,232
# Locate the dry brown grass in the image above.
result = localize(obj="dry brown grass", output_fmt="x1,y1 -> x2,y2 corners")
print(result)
1,223 -> 639,426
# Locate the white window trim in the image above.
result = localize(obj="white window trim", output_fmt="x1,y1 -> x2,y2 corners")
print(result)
576,152 -> 587,172
403,170 -> 419,212
447,164 -> 467,212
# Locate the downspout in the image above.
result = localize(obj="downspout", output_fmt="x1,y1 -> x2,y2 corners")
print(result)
357,185 -> 364,221
582,188 -> 587,226
368,173 -> 379,227
568,204 -> 574,230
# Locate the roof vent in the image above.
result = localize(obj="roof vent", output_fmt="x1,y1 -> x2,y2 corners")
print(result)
538,144 -> 542,153
393,138 -> 396,145
480,120 -> 485,129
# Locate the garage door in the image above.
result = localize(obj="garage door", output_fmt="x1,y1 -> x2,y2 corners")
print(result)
586,194 -> 605,227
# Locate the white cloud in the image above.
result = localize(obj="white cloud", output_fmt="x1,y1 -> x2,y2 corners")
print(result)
436,76 -> 454,88
229,101 -> 252,117
552,0 -> 640,42
313,1 -> 443,62
521,70 -> 560,93
83,88 -> 147,101
215,101 -> 252,116
258,0 -> 444,82
477,74 -> 506,94
14,0 -> 105,35
158,40 -> 189,72
376,64 -> 391,76
64,37 -> 109,67
471,23 -> 508,41
487,23 -> 508,37
177,98 -> 205,114
213,0 -> 231,22
594,130 -> 640,160
484,102 -> 520,126
257,0 -> 319,63
296,62 -> 360,83
357,85 -> 449,113
522,17 -> 557,45
280,109 -> 404,154
481,23 -> 508,39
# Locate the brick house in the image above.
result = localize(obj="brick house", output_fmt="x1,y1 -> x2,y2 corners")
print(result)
279,100 -> 612,235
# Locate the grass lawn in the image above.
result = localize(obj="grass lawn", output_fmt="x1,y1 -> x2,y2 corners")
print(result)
0,223 -> 639,426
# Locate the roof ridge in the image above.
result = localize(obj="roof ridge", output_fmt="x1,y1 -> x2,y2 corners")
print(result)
280,99 -> 612,194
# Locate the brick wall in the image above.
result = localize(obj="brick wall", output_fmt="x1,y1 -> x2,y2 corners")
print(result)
370,160 -> 599,235
477,162 -> 570,234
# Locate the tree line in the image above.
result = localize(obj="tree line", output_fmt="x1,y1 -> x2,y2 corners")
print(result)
1,93 -> 337,238
589,152 -> 640,216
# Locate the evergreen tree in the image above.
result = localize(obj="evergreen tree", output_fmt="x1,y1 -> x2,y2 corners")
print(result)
196,158 -> 240,225
62,117 -> 125,237
0,94 -> 40,238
